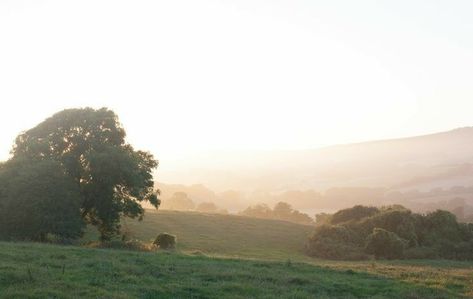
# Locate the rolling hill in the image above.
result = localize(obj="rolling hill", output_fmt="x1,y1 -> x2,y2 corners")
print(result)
86,210 -> 314,260
158,127 -> 473,193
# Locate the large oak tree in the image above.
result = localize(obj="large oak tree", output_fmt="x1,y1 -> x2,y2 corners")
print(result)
11,107 -> 160,240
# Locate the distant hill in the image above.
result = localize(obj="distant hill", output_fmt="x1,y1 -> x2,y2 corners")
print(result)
158,127 -> 473,193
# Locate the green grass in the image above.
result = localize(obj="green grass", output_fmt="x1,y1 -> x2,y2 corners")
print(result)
2,210 -> 473,298
86,210 -> 315,260
1,241 -> 472,298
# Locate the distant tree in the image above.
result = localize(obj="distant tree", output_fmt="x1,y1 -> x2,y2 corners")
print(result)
240,202 -> 313,225
239,203 -> 272,219
315,213 -> 332,226
273,202 -> 293,219
196,202 -> 218,213
164,192 -> 195,211
0,159 -> 84,241
11,108 -> 160,240
290,210 -> 314,225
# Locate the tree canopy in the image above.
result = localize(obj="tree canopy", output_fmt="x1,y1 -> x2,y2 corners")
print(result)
6,107 -> 160,240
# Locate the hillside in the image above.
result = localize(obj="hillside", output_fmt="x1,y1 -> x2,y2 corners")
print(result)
86,210 -> 314,260
158,127 -> 473,193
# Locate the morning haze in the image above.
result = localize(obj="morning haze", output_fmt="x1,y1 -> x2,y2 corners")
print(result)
1,1 -> 473,298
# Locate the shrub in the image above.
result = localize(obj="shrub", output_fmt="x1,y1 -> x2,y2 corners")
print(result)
306,205 -> 473,261
365,228 -> 407,259
418,210 -> 465,245
306,225 -> 367,260
355,209 -> 419,247
154,233 -> 176,250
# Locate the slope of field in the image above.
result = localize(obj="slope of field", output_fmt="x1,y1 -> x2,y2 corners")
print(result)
116,210 -> 314,260
1,241 -> 472,299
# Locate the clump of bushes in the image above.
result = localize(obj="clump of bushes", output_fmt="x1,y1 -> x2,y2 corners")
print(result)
306,205 -> 473,260
154,233 -> 177,250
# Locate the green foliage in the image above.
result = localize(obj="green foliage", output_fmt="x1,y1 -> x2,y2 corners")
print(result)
354,207 -> 419,246
306,205 -> 473,261
153,233 -> 176,249
0,159 -> 83,241
365,228 -> 407,259
418,210 -> 468,245
10,108 -> 160,240
305,225 -> 367,260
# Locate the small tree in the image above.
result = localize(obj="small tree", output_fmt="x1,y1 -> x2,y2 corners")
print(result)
154,233 -> 176,249
273,202 -> 293,219
365,228 -> 406,259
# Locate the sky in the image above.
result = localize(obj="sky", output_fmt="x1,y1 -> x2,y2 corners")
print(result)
1,0 -> 473,167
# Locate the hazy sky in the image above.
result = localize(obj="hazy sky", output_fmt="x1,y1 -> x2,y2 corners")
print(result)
1,0 -> 473,164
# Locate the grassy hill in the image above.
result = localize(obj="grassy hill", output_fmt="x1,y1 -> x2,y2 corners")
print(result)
3,211 -> 473,298
1,241 -> 473,298
87,210 -> 314,260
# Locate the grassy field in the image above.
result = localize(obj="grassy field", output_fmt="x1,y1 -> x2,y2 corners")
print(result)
114,210 -> 314,259
2,210 -> 473,298
1,241 -> 473,298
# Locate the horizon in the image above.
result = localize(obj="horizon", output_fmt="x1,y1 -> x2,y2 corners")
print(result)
2,0 -> 473,164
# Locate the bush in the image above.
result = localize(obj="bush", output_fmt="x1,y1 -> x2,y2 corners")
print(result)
365,228 -> 407,259
306,205 -> 473,261
306,225 -> 367,260
355,209 -> 419,247
418,210 -> 465,245
154,233 -> 176,250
